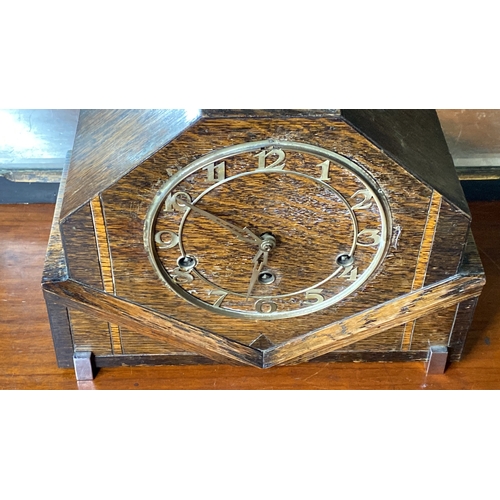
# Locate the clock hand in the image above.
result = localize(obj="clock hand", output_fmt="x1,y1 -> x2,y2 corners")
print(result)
246,233 -> 276,298
175,195 -> 263,246
246,249 -> 268,298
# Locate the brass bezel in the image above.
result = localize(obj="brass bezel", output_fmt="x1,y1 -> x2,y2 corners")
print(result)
144,140 -> 392,320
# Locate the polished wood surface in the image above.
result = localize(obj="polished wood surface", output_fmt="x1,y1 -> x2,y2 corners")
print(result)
1,201 -> 498,389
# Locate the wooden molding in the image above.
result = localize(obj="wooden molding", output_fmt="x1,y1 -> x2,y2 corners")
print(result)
43,268 -> 484,369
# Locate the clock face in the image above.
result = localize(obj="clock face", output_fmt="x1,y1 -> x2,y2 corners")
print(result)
144,140 -> 391,320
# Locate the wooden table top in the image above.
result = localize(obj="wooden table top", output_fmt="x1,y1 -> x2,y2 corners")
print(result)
1,201 -> 499,390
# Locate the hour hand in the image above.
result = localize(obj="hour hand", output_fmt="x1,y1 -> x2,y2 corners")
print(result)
246,234 -> 276,298
246,249 -> 268,298
174,194 -> 262,246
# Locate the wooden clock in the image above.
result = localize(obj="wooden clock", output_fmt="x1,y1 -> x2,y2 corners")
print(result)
42,110 -> 486,380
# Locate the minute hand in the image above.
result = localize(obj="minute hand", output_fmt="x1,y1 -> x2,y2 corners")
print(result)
179,199 -> 263,246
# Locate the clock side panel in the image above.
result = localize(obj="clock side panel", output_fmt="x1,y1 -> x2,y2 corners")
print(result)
60,202 -> 104,290
51,304 -> 218,367
67,308 -> 204,357
68,309 -> 114,356
43,292 -> 74,368
118,325 -> 199,356
448,297 -> 479,361
309,297 -> 477,364
424,198 -> 471,286
334,325 -> 406,351
406,303 -> 458,350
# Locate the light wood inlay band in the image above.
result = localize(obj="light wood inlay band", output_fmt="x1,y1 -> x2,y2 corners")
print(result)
90,196 -> 123,354
401,190 -> 442,350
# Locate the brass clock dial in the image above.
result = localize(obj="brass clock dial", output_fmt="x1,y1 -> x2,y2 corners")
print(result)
145,140 -> 391,320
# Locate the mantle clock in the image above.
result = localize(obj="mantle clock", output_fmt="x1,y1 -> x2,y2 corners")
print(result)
42,110 -> 485,380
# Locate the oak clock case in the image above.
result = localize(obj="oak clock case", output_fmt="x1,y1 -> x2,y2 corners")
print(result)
42,110 -> 485,374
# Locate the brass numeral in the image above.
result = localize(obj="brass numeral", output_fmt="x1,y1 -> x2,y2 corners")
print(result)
204,162 -> 226,183
305,289 -> 325,304
164,191 -> 192,212
357,229 -> 381,247
255,299 -> 278,313
171,267 -> 194,284
255,149 -> 286,170
317,160 -> 331,180
339,265 -> 359,281
155,230 -> 179,249
351,189 -> 373,210
210,290 -> 228,308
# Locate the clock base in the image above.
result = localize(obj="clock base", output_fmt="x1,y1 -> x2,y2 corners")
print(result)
67,344 -> 452,380
44,274 -> 482,375
66,346 -> 454,382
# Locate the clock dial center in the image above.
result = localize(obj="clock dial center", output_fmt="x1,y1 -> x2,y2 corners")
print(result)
179,170 -> 355,296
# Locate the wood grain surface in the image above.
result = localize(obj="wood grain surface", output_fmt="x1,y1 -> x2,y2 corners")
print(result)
0,201 -> 498,389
